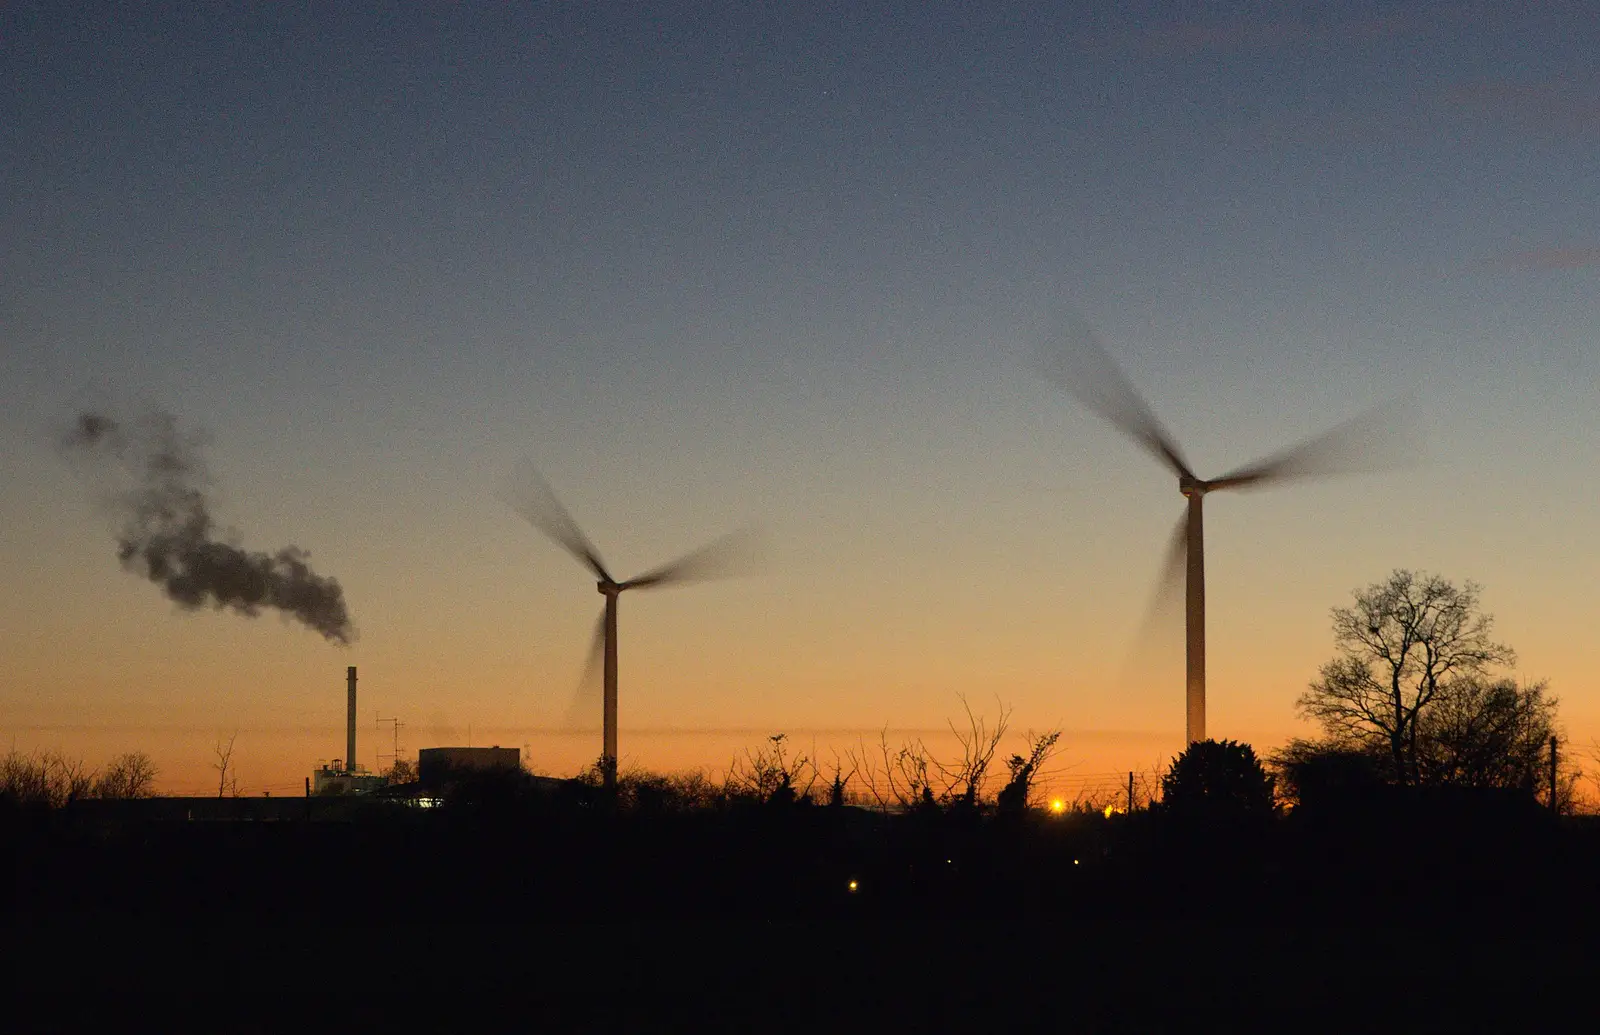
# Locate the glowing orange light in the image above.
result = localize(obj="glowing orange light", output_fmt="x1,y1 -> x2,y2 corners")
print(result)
1049,799 -> 1066,814
847,879 -> 859,893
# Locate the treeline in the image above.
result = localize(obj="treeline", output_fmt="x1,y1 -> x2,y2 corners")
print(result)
9,743 -> 1586,925
12,746 -> 1592,1032
620,704 -> 1070,814
0,749 -> 157,808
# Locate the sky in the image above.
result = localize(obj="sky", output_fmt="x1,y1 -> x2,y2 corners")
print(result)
3,1 -> 1597,797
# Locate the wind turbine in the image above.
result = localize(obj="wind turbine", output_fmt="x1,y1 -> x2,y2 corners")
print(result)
1040,312 -> 1402,745
506,467 -> 758,791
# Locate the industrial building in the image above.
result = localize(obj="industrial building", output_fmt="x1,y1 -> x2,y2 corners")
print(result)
309,666 -> 388,795
300,668 -> 560,799
418,746 -> 521,790
311,762 -> 387,796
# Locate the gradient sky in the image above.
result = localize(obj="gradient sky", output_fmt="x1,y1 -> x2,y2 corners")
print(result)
4,2 -> 1597,796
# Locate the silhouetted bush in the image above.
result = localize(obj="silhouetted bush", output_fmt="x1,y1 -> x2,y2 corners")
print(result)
1269,738 -> 1388,810
996,730 -> 1062,815
1158,739 -> 1276,821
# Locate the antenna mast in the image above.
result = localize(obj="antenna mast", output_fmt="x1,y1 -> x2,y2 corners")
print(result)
376,715 -> 405,774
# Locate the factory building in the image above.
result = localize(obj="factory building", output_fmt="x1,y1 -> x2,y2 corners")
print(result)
311,762 -> 388,796
302,669 -> 556,799
309,666 -> 389,795
418,746 -> 521,790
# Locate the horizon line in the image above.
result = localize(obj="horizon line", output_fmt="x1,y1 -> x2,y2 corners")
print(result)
5,723 -> 1180,743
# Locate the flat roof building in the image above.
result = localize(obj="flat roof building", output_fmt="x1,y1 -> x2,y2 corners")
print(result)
312,763 -> 388,796
418,746 -> 520,789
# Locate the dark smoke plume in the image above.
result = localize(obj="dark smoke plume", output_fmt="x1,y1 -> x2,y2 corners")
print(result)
64,409 -> 354,645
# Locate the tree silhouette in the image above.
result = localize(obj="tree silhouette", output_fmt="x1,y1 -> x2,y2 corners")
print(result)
213,732 -> 240,797
93,751 -> 158,798
935,696 -> 1008,811
1269,739 -> 1386,809
1297,570 -> 1514,785
0,750 -> 96,807
384,757 -> 418,785
996,731 -> 1062,815
1412,677 -> 1558,793
1159,739 -> 1276,819
726,733 -> 818,806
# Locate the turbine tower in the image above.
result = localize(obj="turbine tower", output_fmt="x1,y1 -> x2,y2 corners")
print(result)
1041,313 -> 1399,744
507,467 -> 757,791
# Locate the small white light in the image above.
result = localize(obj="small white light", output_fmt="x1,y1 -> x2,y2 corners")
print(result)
847,879 -> 859,893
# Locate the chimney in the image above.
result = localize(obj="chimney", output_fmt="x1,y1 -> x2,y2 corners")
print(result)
346,666 -> 358,775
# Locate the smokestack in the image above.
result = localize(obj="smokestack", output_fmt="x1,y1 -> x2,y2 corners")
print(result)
346,666 -> 357,775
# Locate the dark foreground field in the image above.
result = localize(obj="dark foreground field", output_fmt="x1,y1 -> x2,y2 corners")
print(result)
5,791 -> 1598,1032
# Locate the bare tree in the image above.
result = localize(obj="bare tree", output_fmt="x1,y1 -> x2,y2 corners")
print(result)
845,709 -> 1064,815
0,750 -> 46,804
825,750 -> 859,807
844,730 -> 935,812
384,757 -> 418,785
56,753 -> 96,803
1059,766 -> 1161,815
1132,765 -> 1165,811
213,732 -> 241,798
933,696 -> 1009,810
723,734 -> 820,805
844,735 -> 890,811
883,734 -> 935,811
0,750 -> 96,807
1297,571 -> 1514,785
1413,677 -> 1555,791
94,751 -> 158,798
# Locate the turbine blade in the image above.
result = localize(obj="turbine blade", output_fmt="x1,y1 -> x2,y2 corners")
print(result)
1134,512 -> 1189,653
562,609 -> 606,731
1206,397 -> 1418,492
622,527 -> 766,590
501,462 -> 613,582
1037,308 -> 1195,480
1115,512 -> 1188,688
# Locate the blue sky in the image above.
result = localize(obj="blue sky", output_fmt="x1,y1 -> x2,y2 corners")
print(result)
3,1 -> 1596,791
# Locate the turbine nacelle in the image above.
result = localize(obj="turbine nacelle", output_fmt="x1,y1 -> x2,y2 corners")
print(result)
1178,475 -> 1210,498
598,580 -> 623,596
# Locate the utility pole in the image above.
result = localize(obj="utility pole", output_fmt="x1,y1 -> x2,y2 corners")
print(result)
1549,736 -> 1559,816
1127,771 -> 1135,814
